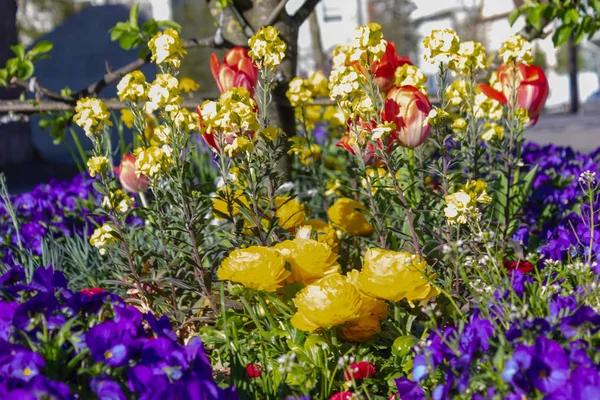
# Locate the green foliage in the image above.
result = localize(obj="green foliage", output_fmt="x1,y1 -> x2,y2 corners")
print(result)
0,40 -> 53,85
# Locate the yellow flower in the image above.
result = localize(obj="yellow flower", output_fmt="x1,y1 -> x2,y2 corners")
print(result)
444,190 -> 473,224
217,246 -> 289,292
87,156 -> 110,178
325,179 -> 343,197
89,223 -> 118,255
346,270 -> 389,320
291,273 -> 362,332
275,196 -> 306,230
148,28 -> 187,68
448,41 -> 487,75
323,106 -> 347,130
464,180 -> 492,204
248,26 -> 286,69
224,136 -> 254,157
328,198 -> 374,236
120,109 -> 135,128
474,90 -> 504,120
152,125 -> 171,144
357,248 -> 438,302
73,97 -> 112,138
394,64 -> 428,93
286,77 -> 314,107
451,117 -> 467,135
307,70 -> 329,97
481,122 -> 504,141
117,70 -> 146,102
274,238 -> 339,284
445,80 -> 468,107
422,108 -> 449,128
178,77 -> 199,93
134,145 -> 173,178
298,219 -> 341,253
499,34 -> 532,65
341,315 -> 382,342
170,107 -> 197,132
288,137 -> 321,166
423,29 -> 461,65
212,188 -> 249,219
102,189 -> 134,213
145,74 -> 182,114
351,22 -> 387,63
199,87 -> 259,140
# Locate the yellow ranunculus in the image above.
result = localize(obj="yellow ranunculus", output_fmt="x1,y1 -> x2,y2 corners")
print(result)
275,196 -> 306,230
274,238 -> 339,285
327,198 -> 374,236
357,248 -> 438,303
217,246 -> 289,292
298,219 -> 341,253
341,315 -> 382,343
346,270 -> 389,320
291,273 -> 362,332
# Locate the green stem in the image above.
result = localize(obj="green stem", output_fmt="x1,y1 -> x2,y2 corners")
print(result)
69,128 -> 88,165
408,148 -> 416,205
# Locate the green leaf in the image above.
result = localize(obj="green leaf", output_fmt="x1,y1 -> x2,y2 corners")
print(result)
553,24 -> 574,46
10,44 -> 25,60
129,3 -> 140,29
527,5 -> 546,30
17,60 -> 34,80
0,69 -> 7,86
564,8 -> 579,25
574,22 -> 587,44
157,20 -> 182,31
29,40 -> 53,57
119,34 -> 139,50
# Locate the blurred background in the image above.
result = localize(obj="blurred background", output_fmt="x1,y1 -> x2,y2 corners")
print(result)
1,0 -> 599,191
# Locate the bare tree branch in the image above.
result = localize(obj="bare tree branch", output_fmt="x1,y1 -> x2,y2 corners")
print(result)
0,98 -> 216,113
264,0 -> 290,27
291,0 -> 321,26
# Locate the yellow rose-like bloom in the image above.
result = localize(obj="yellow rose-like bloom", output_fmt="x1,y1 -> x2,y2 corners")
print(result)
73,97 -> 112,138
274,238 -> 340,285
423,29 -> 461,65
394,64 -> 428,93
148,28 -> 187,68
145,74 -> 182,114
275,196 -> 306,230
341,315 -> 382,343
117,70 -> 146,102
87,156 -> 110,178
307,70 -> 329,97
179,77 -> 199,93
217,246 -> 289,292
286,77 -> 314,107
298,219 -> 341,253
120,109 -> 135,128
248,26 -> 287,69
481,122 -> 504,141
134,145 -> 173,178
291,273 -> 362,332
448,41 -> 487,75
89,223 -> 118,255
350,22 -> 387,63
328,198 -> 374,236
499,34 -> 532,65
346,270 -> 389,320
357,248 -> 437,303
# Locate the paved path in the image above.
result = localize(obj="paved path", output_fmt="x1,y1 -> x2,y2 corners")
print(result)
526,114 -> 600,153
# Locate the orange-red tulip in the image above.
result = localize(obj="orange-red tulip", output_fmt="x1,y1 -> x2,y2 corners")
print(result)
114,154 -> 149,192
210,47 -> 259,96
371,41 -> 412,92
383,85 -> 432,148
478,63 -> 549,126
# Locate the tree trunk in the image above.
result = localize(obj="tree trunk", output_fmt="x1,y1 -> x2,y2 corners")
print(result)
568,34 -> 579,114
0,0 -> 37,167
309,11 -> 325,71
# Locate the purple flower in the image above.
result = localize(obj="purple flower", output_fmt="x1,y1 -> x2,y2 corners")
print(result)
559,306 -> 600,338
0,347 -> 45,381
395,377 -> 426,400
85,321 -> 134,367
90,377 -> 126,400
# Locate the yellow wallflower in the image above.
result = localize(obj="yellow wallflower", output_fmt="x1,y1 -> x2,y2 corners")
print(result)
178,77 -> 199,93
474,90 -> 504,120
170,107 -> 197,132
481,122 -> 504,141
350,22 -> 387,63
260,126 -> 284,142
298,219 -> 341,253
448,41 -> 487,75
327,198 -> 374,236
134,145 -> 173,178
89,223 -> 118,255
224,136 -> 254,157
73,97 -> 112,138
217,246 -> 289,292
102,189 -> 134,213
323,106 -> 347,130
116,70 -> 146,102
291,273 -> 362,332
445,79 -> 468,107
423,29 -> 461,64
444,180 -> 491,224
357,248 -> 438,303
451,117 -> 467,135
274,238 -> 339,284
148,28 -> 187,68
145,74 -> 182,114
248,26 -> 287,69
199,87 -> 259,141
87,156 -> 110,178
464,180 -> 492,204
288,137 -> 321,166
275,196 -> 306,230
286,77 -> 314,107
499,34 -> 533,65
120,109 -> 135,128
394,64 -> 428,93
307,70 -> 329,97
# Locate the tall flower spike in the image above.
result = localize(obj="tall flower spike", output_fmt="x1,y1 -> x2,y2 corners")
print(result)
248,26 -> 287,69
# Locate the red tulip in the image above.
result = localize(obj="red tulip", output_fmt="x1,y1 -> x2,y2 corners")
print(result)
81,288 -> 106,296
344,361 -> 376,381
210,47 -> 259,96
371,41 -> 412,92
245,363 -> 263,378
503,260 -> 534,274
114,154 -> 149,193
329,392 -> 354,400
478,63 -> 549,127
383,85 -> 432,148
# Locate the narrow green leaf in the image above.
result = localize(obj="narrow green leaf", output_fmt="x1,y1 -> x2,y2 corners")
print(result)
157,20 -> 182,31
129,2 -> 140,29
29,40 -> 53,57
564,8 -> 579,25
553,24 -> 574,46
10,44 -> 25,60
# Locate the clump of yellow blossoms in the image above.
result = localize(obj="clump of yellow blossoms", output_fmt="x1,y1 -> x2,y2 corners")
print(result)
102,189 -> 134,213
297,219 -> 341,253
328,198 -> 374,236
422,29 -> 460,64
89,223 -> 118,255
394,64 -> 428,93
148,28 -> 187,68
145,74 -> 182,114
444,180 -> 492,224
307,70 -> 329,97
170,107 -> 197,132
120,109 -> 135,128
286,77 -> 314,107
275,196 -> 306,230
73,97 -> 112,138
87,156 -> 110,178
481,122 -> 504,141
217,246 -> 289,292
117,70 -> 147,102
178,77 -> 199,93
248,26 -> 287,69
135,145 -> 173,178
358,248 -> 439,303
499,34 -> 533,65
448,41 -> 487,75
350,22 -> 387,64
291,273 -> 362,332
328,66 -> 372,119
274,237 -> 339,284
474,90 -> 503,120
288,137 -> 321,166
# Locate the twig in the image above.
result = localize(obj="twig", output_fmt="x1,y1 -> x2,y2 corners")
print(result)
0,98 -> 216,113
291,0 -> 322,26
